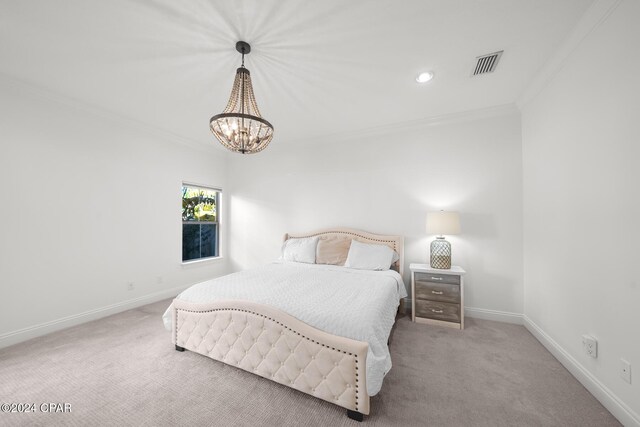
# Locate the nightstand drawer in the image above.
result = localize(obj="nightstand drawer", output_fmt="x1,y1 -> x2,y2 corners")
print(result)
414,272 -> 460,285
414,281 -> 460,304
414,300 -> 460,323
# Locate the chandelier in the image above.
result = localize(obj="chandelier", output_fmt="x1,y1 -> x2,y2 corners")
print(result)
209,41 -> 274,154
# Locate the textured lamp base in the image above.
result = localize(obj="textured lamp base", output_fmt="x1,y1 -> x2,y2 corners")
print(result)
430,238 -> 451,269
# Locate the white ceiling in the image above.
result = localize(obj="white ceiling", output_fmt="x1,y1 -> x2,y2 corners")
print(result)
0,0 -> 593,149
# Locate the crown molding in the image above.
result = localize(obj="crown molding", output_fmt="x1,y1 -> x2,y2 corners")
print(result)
0,72 -> 227,157
1,71 -> 517,153
517,0 -> 623,109
280,103 -> 519,148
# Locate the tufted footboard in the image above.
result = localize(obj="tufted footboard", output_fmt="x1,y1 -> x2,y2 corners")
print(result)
171,299 -> 370,416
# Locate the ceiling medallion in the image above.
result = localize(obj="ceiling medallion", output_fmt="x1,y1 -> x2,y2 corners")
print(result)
209,41 -> 274,154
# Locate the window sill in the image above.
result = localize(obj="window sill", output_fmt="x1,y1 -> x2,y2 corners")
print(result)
181,256 -> 224,267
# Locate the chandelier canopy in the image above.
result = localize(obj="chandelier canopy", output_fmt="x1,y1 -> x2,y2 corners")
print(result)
209,41 -> 274,154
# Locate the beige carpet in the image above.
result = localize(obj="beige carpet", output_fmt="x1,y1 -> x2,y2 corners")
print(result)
0,300 -> 620,427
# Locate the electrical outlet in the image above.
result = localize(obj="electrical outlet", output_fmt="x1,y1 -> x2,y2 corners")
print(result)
620,359 -> 631,384
127,282 -> 134,291
582,334 -> 597,358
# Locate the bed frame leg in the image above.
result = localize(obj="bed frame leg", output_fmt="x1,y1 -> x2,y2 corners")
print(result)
175,345 -> 185,352
347,409 -> 363,422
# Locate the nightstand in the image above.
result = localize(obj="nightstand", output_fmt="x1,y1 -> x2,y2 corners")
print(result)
410,264 -> 466,329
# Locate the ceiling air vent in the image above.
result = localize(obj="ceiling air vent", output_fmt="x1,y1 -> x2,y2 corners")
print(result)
472,51 -> 503,76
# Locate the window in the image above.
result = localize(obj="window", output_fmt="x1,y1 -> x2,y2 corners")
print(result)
182,184 -> 220,262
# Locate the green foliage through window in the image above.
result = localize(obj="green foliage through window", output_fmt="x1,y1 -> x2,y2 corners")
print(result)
182,186 -> 217,222
182,185 -> 220,262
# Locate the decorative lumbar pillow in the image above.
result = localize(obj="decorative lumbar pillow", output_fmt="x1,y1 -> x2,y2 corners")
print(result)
282,237 -> 319,264
344,239 -> 395,271
316,236 -> 352,265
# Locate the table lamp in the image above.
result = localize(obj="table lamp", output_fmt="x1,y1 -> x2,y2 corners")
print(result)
426,211 -> 460,269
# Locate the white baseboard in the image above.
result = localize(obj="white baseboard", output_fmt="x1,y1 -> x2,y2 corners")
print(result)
0,284 -> 190,350
465,306 -> 524,324
523,315 -> 640,427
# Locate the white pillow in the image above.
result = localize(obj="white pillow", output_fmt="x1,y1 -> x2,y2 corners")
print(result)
282,237 -> 319,264
344,240 -> 395,271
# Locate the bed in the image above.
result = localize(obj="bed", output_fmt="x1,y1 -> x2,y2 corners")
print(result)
163,228 -> 405,421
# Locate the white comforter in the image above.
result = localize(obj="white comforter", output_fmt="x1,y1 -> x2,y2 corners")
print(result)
162,262 -> 407,395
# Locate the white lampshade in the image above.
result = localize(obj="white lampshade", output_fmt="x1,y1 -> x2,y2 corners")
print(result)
426,211 -> 461,236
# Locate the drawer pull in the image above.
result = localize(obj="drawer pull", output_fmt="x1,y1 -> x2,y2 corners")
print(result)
430,277 -> 443,281
431,309 -> 444,314
431,290 -> 444,295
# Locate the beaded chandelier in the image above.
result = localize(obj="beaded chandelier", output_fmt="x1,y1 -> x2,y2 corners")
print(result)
209,41 -> 274,154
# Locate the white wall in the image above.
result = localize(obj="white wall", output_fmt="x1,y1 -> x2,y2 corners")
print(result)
0,77 -> 230,347
228,109 -> 524,317
522,0 -> 640,422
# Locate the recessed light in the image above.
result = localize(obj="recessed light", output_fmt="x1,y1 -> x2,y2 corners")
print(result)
416,71 -> 434,83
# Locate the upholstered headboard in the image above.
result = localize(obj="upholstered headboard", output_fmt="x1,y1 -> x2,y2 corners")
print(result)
283,228 -> 404,276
